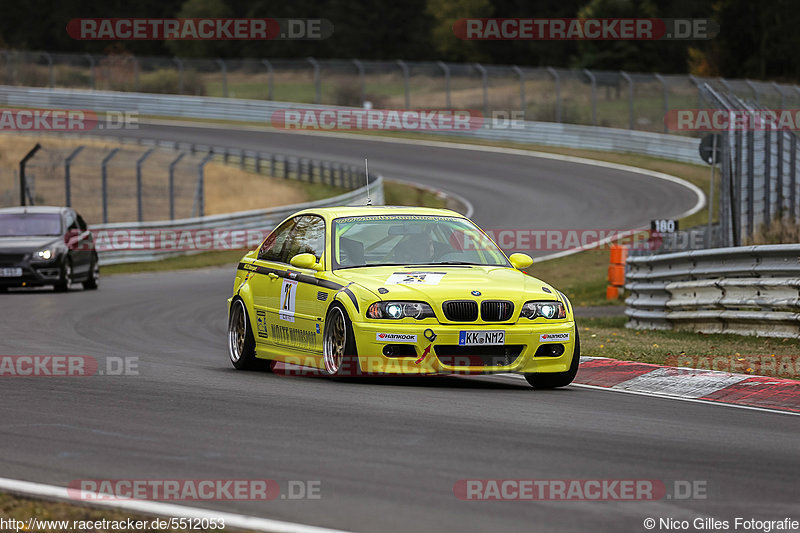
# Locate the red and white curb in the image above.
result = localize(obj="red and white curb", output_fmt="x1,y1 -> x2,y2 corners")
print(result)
574,356 -> 800,414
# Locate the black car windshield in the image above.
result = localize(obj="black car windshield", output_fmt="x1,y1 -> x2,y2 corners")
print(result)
332,214 -> 511,269
0,213 -> 62,237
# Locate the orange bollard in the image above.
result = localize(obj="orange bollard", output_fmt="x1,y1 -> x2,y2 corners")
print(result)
607,244 -> 628,300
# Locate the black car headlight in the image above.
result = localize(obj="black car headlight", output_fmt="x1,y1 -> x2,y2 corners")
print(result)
520,301 -> 567,320
367,301 -> 436,320
34,247 -> 54,260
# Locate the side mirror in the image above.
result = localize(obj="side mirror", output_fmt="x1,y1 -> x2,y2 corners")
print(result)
290,253 -> 323,271
509,253 -> 533,270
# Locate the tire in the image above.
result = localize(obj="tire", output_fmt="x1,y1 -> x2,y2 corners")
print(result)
322,303 -> 361,377
524,329 -> 580,389
227,298 -> 274,371
83,255 -> 99,290
53,259 -> 72,292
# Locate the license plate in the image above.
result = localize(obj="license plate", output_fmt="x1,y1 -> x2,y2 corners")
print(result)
0,267 -> 22,277
458,330 -> 505,346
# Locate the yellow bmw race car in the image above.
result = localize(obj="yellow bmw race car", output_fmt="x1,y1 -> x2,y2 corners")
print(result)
226,206 -> 579,388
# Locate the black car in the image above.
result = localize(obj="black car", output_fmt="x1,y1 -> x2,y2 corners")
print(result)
0,206 -> 99,292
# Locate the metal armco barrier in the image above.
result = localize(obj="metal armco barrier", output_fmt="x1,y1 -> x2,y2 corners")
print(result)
626,244 -> 800,337
0,85 -> 701,164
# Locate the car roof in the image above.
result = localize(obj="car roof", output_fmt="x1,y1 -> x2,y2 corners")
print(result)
0,205 -> 69,215
293,205 -> 466,220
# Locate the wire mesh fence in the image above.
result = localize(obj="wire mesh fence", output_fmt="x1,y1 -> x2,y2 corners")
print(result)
4,49 -> 800,134
0,135 -> 370,224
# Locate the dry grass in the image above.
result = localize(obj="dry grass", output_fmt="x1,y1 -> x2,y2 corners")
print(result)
747,215 -> 800,245
0,491 -> 254,533
0,133 -> 308,223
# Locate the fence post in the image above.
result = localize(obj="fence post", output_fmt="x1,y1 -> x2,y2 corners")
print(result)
583,69 -> 597,126
745,79 -> 759,104
136,148 -> 155,222
437,61 -> 451,108
0,50 -> 11,85
307,57 -> 321,104
396,60 -> 410,109
168,152 -> 186,221
706,134 -> 717,247
85,54 -> 96,90
261,59 -> 274,100
620,71 -> 634,130
41,52 -> 54,88
511,66 -> 525,119
173,57 -> 184,94
771,82 -> 785,109
195,152 -> 214,218
547,67 -> 561,123
64,146 -> 84,207
216,58 -> 227,97
353,59 -> 365,106
764,123 -> 772,229
133,56 -> 140,92
747,121 -> 755,238
101,148 -> 120,223
19,143 -> 42,206
688,75 -> 702,108
654,73 -> 668,133
791,135 -> 798,221
474,63 -> 488,117
777,132 -> 784,217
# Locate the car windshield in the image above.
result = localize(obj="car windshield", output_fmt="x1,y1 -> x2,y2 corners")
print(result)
0,213 -> 62,237
332,214 -> 510,269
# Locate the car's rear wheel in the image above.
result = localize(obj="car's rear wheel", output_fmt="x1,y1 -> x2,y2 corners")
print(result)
323,304 -> 360,377
53,259 -> 72,292
524,329 -> 580,389
83,255 -> 99,290
228,298 -> 274,371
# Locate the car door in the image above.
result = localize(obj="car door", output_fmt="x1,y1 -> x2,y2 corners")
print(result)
279,215 -> 327,355
249,217 -> 298,348
63,210 -> 90,276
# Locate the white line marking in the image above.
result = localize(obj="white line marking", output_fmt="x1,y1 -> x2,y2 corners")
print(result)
0,477 -> 352,533
494,373 -> 800,416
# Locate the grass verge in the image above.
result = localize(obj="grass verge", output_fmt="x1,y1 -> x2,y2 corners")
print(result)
0,492 -> 251,533
580,316 -> 800,377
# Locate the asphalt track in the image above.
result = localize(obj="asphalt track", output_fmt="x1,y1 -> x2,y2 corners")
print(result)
3,126 -> 798,532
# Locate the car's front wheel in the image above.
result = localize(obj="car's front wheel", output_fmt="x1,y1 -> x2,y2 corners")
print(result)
322,303 -> 360,377
53,259 -> 72,292
524,329 -> 580,389
83,255 -> 99,290
228,299 -> 273,371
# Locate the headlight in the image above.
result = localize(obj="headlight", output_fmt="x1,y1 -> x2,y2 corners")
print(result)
520,300 -> 567,320
367,301 -> 436,320
34,248 -> 53,260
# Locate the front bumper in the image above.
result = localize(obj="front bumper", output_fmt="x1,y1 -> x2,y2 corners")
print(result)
0,257 -> 62,288
352,320 -> 576,375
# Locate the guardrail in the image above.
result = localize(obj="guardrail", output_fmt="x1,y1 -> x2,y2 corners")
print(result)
0,85 -> 701,164
625,244 -> 800,337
